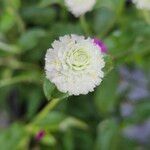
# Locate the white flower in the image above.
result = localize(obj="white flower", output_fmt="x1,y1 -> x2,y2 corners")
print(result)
64,0 -> 96,17
133,0 -> 150,10
45,35 -> 105,96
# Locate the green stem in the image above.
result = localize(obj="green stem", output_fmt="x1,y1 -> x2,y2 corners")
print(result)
80,15 -> 91,35
20,98 -> 67,149
32,98 -> 62,124
26,98 -> 65,132
142,10 -> 150,24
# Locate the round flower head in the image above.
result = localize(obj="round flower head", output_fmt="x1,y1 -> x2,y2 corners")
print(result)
65,0 -> 96,17
93,38 -> 107,53
133,0 -> 150,10
45,35 -> 105,95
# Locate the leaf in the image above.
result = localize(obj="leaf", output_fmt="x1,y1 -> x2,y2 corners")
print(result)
132,100 -> 150,123
94,0 -> 125,36
94,69 -> 119,115
95,0 -> 125,15
18,28 -> 46,51
63,130 -> 74,150
59,117 -> 88,131
0,124 -> 29,150
0,71 -> 42,88
21,7 -> 56,26
0,10 -> 15,33
4,0 -> 21,10
103,54 -> 114,76
39,0 -> 63,7
51,88 -> 69,100
26,87 -> 43,119
35,111 -> 66,131
43,77 -> 69,101
41,133 -> 56,146
94,8 -> 116,37
43,78 -> 56,101
95,119 -> 121,150
0,41 -> 20,54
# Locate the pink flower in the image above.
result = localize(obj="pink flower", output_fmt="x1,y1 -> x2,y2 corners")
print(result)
93,38 -> 107,53
35,130 -> 45,141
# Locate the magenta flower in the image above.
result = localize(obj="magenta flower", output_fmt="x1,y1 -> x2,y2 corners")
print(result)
35,130 -> 45,141
93,38 -> 107,53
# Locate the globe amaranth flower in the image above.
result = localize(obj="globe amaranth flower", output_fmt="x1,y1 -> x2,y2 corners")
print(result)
64,0 -> 96,17
35,130 -> 45,141
93,38 -> 107,53
45,35 -> 105,95
133,0 -> 150,10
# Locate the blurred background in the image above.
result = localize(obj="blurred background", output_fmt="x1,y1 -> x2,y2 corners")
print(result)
0,0 -> 150,150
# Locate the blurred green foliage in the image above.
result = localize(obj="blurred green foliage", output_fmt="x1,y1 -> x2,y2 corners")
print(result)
0,0 -> 150,150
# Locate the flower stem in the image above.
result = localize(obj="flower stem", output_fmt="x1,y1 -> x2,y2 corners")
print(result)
142,10 -> 150,24
26,98 -> 64,133
80,15 -> 91,35
32,98 -> 62,124
29,94 -> 69,126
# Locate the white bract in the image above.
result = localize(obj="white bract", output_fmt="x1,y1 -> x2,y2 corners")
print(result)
45,35 -> 105,95
133,0 -> 150,10
64,0 -> 96,17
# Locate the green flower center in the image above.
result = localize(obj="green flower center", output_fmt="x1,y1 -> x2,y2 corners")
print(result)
65,48 -> 90,71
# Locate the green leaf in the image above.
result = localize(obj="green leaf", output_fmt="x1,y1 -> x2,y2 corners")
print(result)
21,7 -> 56,26
0,71 -> 42,88
94,0 -> 125,36
63,130 -> 74,150
43,77 -> 69,101
18,28 -> 46,51
39,0 -> 63,7
94,8 -> 116,37
95,119 -> 121,150
4,0 -> 21,10
26,87 -> 43,119
94,69 -> 119,115
103,55 -> 114,76
0,124 -> 29,150
130,100 -> 150,123
59,117 -> 88,131
141,10 -> 150,24
95,0 -> 125,15
51,88 -> 69,100
41,133 -> 56,146
0,10 -> 15,33
35,111 -> 66,131
0,41 -> 20,54
43,78 -> 56,101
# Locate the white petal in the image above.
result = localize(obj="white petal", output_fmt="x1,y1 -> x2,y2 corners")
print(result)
65,0 -> 96,17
